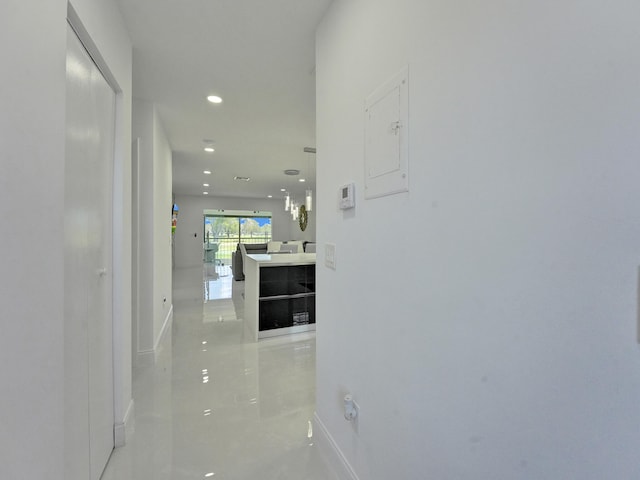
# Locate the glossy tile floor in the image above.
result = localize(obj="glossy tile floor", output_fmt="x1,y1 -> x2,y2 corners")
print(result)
102,265 -> 337,480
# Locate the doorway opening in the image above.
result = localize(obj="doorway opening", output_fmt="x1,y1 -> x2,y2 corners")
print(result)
203,209 -> 272,300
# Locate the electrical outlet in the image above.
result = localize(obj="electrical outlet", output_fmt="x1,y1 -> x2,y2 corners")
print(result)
344,394 -> 360,434
351,399 -> 360,434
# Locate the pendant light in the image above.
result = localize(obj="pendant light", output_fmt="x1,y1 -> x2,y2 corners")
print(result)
305,189 -> 313,212
283,169 -> 300,214
303,147 -> 315,212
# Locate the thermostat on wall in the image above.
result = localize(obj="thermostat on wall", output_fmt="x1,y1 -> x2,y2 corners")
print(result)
339,183 -> 355,209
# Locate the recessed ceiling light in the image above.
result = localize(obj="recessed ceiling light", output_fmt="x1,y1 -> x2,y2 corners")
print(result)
203,183 -> 209,187
207,95 -> 223,104
203,192 -> 209,195
267,195 -> 273,198
204,170 -> 211,175
280,188 -> 286,192
299,178 -> 306,182
204,146 -> 215,153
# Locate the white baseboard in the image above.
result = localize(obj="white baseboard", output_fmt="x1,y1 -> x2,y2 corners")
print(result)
136,348 -> 155,368
314,413 -> 360,480
154,304 -> 173,354
114,399 -> 134,447
137,304 -> 174,367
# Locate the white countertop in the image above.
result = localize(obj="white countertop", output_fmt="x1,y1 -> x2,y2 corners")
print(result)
246,253 -> 316,266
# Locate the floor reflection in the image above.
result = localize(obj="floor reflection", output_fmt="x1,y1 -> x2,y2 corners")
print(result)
204,262 -> 233,300
101,265 -> 334,480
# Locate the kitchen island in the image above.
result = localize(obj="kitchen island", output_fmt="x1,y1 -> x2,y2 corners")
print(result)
244,253 -> 316,341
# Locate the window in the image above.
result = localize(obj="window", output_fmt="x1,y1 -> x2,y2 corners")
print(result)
203,210 -> 272,265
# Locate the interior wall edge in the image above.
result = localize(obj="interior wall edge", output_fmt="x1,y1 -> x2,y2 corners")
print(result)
313,413 -> 360,480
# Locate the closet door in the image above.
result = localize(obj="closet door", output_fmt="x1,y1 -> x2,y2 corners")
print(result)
65,22 -> 115,480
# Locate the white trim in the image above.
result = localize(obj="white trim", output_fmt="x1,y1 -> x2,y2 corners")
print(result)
66,3 -> 121,92
113,399 -> 134,447
136,348 -> 155,369
155,304 -> 173,353
258,323 -> 316,339
137,304 -> 174,365
313,413 -> 360,480
203,208 -> 272,217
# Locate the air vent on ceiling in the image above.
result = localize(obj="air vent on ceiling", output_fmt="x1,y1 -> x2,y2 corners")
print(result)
234,176 -> 250,181
284,169 -> 300,176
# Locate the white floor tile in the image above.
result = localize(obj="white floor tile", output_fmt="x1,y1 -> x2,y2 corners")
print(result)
102,266 -> 335,480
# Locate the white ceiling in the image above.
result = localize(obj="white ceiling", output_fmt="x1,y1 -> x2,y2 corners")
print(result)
116,0 -> 332,200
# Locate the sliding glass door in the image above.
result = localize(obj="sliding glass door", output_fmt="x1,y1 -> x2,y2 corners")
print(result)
203,213 -> 272,265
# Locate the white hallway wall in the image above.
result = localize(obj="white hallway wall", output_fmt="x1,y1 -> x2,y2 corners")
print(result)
0,0 -> 132,478
132,99 -> 173,355
316,1 -> 640,479
173,194 -> 315,268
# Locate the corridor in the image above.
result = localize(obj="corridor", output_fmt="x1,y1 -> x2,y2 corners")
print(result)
102,266 -> 336,479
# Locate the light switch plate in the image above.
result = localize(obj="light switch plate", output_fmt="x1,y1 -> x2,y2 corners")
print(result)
325,243 -> 336,270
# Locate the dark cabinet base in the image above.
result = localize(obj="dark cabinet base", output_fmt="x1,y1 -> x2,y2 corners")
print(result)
257,264 -> 315,338
259,296 -> 316,332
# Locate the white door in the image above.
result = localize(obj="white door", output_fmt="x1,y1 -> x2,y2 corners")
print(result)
65,23 -> 115,480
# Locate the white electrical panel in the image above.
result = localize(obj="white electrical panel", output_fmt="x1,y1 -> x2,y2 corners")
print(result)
364,65 -> 409,199
339,183 -> 355,209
